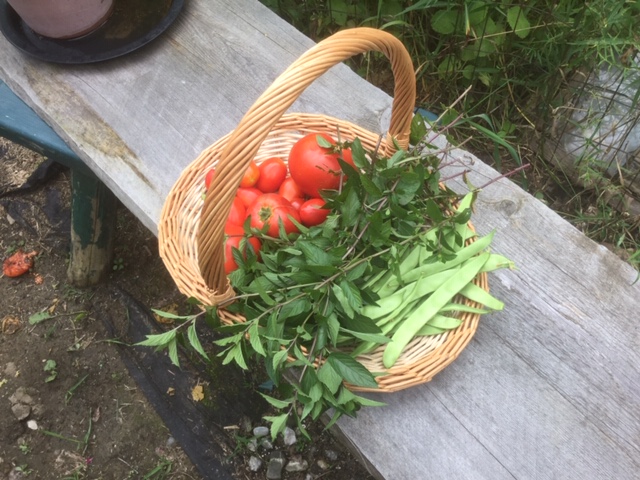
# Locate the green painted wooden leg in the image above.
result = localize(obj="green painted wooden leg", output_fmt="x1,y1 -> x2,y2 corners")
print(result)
67,167 -> 118,287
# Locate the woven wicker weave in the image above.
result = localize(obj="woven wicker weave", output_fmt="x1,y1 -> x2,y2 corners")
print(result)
158,27 -> 488,393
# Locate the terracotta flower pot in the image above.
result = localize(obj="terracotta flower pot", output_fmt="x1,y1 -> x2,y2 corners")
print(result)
7,0 -> 115,39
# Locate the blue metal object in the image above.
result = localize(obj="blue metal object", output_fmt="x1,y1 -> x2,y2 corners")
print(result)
414,107 -> 439,123
0,79 -> 89,173
1,79 -> 116,286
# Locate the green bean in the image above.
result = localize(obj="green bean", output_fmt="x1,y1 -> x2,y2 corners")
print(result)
439,303 -> 490,315
361,267 -> 460,320
415,324 -> 447,336
458,282 -> 505,311
352,299 -> 420,356
383,232 -> 494,292
415,315 -> 461,336
481,253 -> 515,273
382,253 -> 490,368
425,314 -> 462,330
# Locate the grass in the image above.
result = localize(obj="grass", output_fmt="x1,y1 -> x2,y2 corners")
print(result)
260,0 -> 640,272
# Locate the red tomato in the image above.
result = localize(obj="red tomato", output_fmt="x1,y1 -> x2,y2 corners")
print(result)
340,147 -> 355,169
278,177 -> 304,202
255,157 -> 287,193
247,193 -> 300,237
288,133 -> 348,198
204,168 -> 216,189
227,197 -> 246,225
240,160 -> 260,188
299,198 -> 330,226
224,224 -> 261,274
236,187 -> 262,209
2,249 -> 37,277
289,196 -> 305,211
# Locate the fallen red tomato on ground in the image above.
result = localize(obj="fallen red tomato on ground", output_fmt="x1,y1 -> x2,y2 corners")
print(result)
255,157 -> 287,193
247,193 -> 300,237
299,198 -> 330,226
224,224 -> 261,274
3,250 -> 37,278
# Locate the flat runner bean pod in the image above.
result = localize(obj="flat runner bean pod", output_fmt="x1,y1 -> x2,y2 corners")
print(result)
382,252 -> 491,368
382,231 -> 495,292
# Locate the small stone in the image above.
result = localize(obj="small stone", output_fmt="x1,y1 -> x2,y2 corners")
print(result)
266,451 -> 286,480
248,455 -> 263,472
260,438 -> 273,450
285,455 -> 309,472
26,420 -> 38,430
31,404 -> 45,416
247,438 -> 258,452
4,362 -> 17,376
283,426 -> 296,446
317,459 -> 330,470
324,449 -> 339,461
8,466 -> 26,480
166,436 -> 176,447
253,426 -> 269,438
9,387 -> 33,406
11,403 -> 30,421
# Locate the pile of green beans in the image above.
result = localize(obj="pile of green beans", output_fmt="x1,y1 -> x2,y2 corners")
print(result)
355,194 -> 513,368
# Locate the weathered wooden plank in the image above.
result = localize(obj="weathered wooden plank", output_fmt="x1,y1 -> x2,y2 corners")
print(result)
336,137 -> 640,479
0,0 -> 391,234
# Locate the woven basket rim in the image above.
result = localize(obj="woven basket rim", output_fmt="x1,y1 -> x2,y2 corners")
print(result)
158,28 -> 486,393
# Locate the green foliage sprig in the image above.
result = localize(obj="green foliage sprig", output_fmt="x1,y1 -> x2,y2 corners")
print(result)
139,133 -> 512,439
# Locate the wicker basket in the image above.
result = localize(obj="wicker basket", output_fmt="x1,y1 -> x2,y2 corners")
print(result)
158,27 -> 488,393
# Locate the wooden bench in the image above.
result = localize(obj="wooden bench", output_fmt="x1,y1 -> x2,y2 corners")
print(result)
1,1 -> 638,478
0,80 -> 117,286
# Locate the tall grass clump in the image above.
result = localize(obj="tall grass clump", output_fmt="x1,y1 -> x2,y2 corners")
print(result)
260,0 -> 640,269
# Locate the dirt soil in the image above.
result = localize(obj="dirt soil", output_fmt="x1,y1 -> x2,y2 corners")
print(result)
0,137 -> 376,480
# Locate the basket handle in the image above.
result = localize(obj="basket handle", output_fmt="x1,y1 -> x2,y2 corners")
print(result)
198,27 -> 416,295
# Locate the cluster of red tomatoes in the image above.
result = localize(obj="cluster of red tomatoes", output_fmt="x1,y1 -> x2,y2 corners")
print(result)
204,132 -> 354,274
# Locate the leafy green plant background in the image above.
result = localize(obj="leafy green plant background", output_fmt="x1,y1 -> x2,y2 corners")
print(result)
261,0 -> 640,267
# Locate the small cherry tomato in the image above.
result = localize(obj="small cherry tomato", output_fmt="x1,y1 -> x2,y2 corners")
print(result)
340,147 -> 355,169
299,198 -> 330,226
240,160 -> 260,188
289,196 -> 305,211
247,193 -> 300,237
224,223 -> 261,274
278,177 -> 304,202
236,187 -> 263,209
204,168 -> 216,189
227,197 -> 246,225
255,157 -> 287,193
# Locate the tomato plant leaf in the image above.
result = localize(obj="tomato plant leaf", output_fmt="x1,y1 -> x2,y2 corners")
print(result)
167,338 -> 180,367
136,330 -> 176,347
187,323 -> 209,360
259,392 -> 291,409
317,361 -> 343,394
265,413 -> 289,440
326,352 -> 378,389
248,321 -> 266,356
